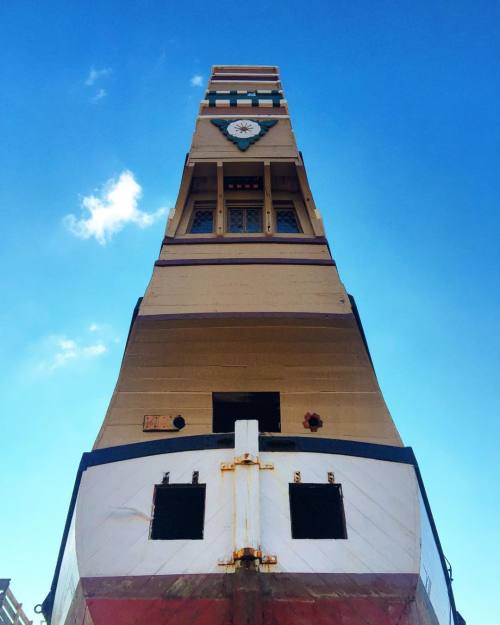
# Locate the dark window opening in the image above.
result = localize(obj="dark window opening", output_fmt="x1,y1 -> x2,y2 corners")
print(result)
150,483 -> 206,540
212,392 -> 281,433
276,208 -> 302,233
189,202 -> 215,234
228,207 -> 262,233
224,176 -> 263,191
190,209 -> 214,234
226,201 -> 263,233
289,483 -> 347,539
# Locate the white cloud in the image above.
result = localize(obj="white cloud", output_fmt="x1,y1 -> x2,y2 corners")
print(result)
37,336 -> 107,372
85,66 -> 112,86
190,74 -> 203,87
91,88 -> 107,103
24,323 -> 118,378
59,338 -> 77,350
50,338 -> 78,369
82,343 -> 107,357
63,170 -> 166,245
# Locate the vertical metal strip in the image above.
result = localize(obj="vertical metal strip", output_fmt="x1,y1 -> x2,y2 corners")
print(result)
233,420 -> 261,558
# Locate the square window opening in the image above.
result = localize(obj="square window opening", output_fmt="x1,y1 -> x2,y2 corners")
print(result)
212,392 -> 281,433
289,483 -> 347,539
150,483 -> 206,540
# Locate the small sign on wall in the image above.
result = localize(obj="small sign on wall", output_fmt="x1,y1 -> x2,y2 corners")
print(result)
143,415 -> 185,432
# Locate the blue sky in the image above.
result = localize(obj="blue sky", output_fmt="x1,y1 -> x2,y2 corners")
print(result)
1,1 -> 499,623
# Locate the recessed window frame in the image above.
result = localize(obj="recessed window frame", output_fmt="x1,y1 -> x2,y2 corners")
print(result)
188,201 -> 216,234
212,391 -> 281,433
150,482 -> 206,540
274,201 -> 303,234
289,482 -> 348,539
226,200 -> 264,234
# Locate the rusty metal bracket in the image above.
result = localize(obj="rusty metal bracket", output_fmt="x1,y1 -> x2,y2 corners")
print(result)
234,547 -> 262,560
220,458 -> 274,472
218,550 -> 277,566
261,554 -> 278,565
258,462 -> 274,470
235,453 -> 259,465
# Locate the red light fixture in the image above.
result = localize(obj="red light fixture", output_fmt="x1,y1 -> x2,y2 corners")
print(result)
303,412 -> 323,432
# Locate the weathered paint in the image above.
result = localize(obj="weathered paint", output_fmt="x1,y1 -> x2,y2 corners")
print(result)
47,446 -> 458,625
94,317 -> 402,450
61,573 -> 440,625
48,446 -> 456,625
233,421 -> 261,561
73,451 -> 419,578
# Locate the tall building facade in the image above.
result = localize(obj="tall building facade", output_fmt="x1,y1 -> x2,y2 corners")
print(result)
42,66 -> 463,625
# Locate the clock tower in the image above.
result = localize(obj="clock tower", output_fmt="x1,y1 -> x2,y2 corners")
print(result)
42,65 -> 463,625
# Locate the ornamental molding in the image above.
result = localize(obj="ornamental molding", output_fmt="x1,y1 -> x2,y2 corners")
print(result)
211,118 -> 278,151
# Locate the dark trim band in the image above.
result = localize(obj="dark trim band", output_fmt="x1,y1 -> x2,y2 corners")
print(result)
137,312 -> 354,322
259,436 -> 414,463
211,75 -> 278,81
87,434 -> 235,469
124,297 -> 142,352
200,107 -> 288,117
348,294 -> 374,370
85,435 -> 417,469
163,236 -> 328,245
154,258 -> 335,268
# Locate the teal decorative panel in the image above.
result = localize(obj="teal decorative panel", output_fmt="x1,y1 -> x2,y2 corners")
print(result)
211,119 -> 278,151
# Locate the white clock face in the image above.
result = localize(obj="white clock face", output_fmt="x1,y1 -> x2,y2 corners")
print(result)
226,119 -> 261,139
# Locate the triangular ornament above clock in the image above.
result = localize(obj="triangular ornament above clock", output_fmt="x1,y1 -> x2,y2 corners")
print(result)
211,119 -> 278,151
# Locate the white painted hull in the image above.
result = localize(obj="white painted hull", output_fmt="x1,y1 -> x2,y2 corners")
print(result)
50,436 -> 455,625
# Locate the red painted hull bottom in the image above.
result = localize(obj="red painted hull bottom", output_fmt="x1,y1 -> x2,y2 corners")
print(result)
67,573 -> 439,625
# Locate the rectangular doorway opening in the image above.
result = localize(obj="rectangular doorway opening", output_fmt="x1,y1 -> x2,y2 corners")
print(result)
212,392 -> 281,433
